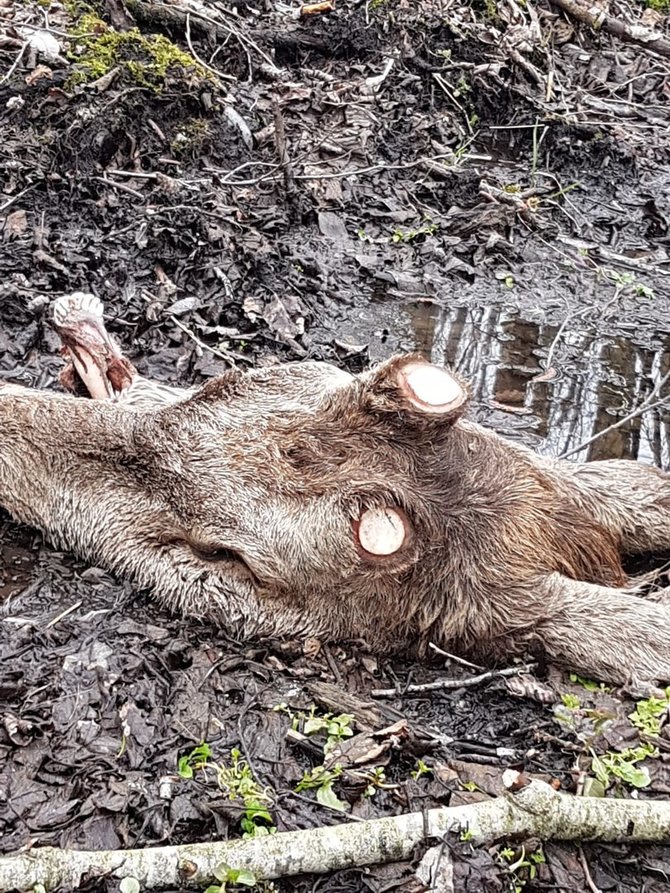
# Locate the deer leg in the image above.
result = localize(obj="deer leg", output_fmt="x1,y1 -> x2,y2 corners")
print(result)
526,572 -> 670,685
52,293 -> 136,400
555,459 -> 670,555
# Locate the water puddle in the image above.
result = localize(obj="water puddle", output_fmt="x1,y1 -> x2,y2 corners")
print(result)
407,303 -> 670,467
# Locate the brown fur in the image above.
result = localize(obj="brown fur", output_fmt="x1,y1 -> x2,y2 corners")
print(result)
2,352 -> 670,685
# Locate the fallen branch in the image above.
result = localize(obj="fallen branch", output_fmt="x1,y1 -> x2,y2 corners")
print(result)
370,664 -> 535,698
3,776 -> 670,891
549,0 -> 670,59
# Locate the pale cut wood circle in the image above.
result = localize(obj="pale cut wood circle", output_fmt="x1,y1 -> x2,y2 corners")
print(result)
402,362 -> 463,412
358,507 -> 406,556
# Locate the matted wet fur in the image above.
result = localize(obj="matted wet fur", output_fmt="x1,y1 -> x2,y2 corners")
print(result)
2,296 -> 670,686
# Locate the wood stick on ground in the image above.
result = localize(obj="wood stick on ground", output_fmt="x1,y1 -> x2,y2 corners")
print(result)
273,98 -> 295,194
300,1 -> 335,15
370,664 -> 535,698
3,775 -> 670,891
549,0 -> 670,59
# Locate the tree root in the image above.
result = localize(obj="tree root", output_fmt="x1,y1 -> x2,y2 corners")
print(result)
3,775 -> 670,891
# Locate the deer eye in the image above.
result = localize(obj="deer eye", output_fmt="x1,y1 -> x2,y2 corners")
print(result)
190,544 -> 245,564
184,539 -> 261,584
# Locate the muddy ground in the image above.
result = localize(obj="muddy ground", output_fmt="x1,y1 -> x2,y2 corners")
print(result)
2,0 -> 670,889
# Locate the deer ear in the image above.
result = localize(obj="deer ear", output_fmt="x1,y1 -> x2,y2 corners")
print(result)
358,355 -> 469,424
396,361 -> 467,416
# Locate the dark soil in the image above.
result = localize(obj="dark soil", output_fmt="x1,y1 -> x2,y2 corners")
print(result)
2,0 -> 670,890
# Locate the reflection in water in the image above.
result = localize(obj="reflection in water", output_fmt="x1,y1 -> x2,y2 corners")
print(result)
407,303 -> 670,468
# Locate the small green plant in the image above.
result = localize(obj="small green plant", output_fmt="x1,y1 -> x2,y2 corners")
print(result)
560,692 -> 581,710
459,828 -> 474,842
461,780 -> 483,793
360,766 -> 388,798
629,689 -> 670,737
591,744 -> 654,789
646,0 -> 670,12
177,745 -> 275,838
303,708 -> 354,749
204,863 -> 257,892
217,749 -> 275,837
178,742 -> 213,779
569,673 -> 610,693
391,221 -> 439,243
410,758 -> 432,779
296,765 -> 348,811
279,705 -> 378,811
498,845 -> 546,892
603,269 -> 655,300
276,704 -> 355,755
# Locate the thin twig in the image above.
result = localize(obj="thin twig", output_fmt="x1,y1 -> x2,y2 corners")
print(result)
93,176 -> 145,200
106,169 -> 158,180
0,187 -> 32,214
46,601 -> 83,629
212,153 -> 465,189
543,306 -> 591,372
578,845 -> 602,893
169,316 -> 236,365
185,5 -> 279,75
0,41 -> 28,85
558,370 -> 670,460
428,642 -> 486,672
273,98 -> 294,194
370,664 -> 535,699
185,13 -> 236,82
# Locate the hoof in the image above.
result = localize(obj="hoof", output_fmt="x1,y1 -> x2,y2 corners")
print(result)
53,292 -> 105,327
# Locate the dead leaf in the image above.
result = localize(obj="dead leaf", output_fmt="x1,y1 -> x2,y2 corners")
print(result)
245,293 -> 305,343
166,296 -> 198,316
3,711 -> 37,746
324,719 -> 409,770
88,66 -> 121,93
155,264 -> 177,296
267,293 -> 305,340
506,674 -> 557,704
33,248 -> 67,272
25,64 -> 52,86
4,208 -> 27,238
303,637 -> 322,658
26,30 -> 60,59
318,211 -> 349,242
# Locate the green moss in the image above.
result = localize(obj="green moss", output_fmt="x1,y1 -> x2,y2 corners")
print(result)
66,9 -> 209,91
170,118 -> 211,155
646,0 -> 670,10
